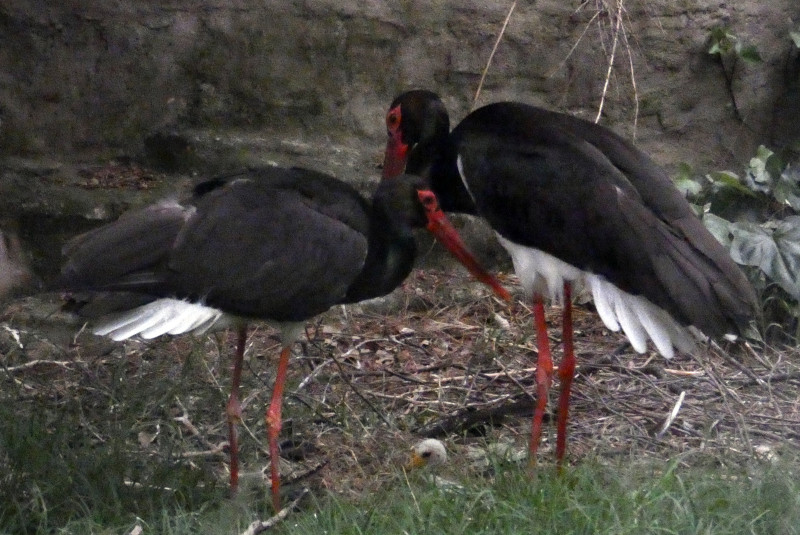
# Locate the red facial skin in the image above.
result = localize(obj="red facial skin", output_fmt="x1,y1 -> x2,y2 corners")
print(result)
382,104 -> 408,180
382,103 -> 510,301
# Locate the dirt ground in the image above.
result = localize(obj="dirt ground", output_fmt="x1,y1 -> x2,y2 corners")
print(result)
2,264 -> 798,506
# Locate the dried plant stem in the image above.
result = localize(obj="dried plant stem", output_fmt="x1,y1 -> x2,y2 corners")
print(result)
473,1 -> 517,109
595,0 -> 623,123
4,359 -> 73,372
545,9 -> 601,79
619,18 -> 639,137
329,350 -> 393,427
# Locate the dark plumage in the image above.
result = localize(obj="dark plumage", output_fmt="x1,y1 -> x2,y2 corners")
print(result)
382,90 -> 758,465
55,165 -> 507,509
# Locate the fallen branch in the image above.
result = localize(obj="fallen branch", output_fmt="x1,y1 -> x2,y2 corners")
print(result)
3,359 -> 73,373
284,460 -> 328,487
414,395 -> 536,437
240,488 -> 309,535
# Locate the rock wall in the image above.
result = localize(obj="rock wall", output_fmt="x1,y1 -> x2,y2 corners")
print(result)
1,0 -> 798,172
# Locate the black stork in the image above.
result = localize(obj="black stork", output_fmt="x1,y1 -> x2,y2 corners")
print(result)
55,166 -> 509,510
380,90 -> 758,467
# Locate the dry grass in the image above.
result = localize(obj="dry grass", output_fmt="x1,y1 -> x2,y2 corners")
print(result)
474,0 -> 643,130
2,264 -> 799,528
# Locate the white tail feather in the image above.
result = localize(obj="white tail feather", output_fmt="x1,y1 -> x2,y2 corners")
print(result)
612,292 -> 649,353
93,299 -> 227,341
636,303 -> 676,358
590,276 -> 620,332
586,274 -> 696,358
494,239 -> 698,359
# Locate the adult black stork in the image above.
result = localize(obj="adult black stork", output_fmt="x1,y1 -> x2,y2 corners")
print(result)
54,166 -> 509,510
381,90 -> 758,466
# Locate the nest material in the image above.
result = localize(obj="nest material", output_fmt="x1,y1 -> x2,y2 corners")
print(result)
2,268 -> 798,501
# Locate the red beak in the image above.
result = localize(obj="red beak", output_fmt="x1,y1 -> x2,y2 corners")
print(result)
417,189 -> 510,302
382,131 -> 408,179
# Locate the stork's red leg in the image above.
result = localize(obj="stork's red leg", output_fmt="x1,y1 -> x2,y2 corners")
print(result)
529,295 -> 554,463
226,325 -> 248,495
266,344 -> 292,511
555,282 -> 576,468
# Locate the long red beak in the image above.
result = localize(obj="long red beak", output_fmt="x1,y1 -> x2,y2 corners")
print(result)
382,131 -> 408,179
417,189 -> 510,301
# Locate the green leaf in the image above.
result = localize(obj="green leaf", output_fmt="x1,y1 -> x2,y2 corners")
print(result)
709,27 -> 729,41
674,176 -> 703,198
708,170 -> 739,184
737,44 -> 762,64
744,148 -> 775,193
790,31 -> 800,48
702,212 -> 733,247
765,152 -> 786,181
708,27 -> 735,55
707,171 -> 756,196
774,167 -> 800,211
729,218 -> 800,300
673,162 -> 694,182
754,145 -> 775,162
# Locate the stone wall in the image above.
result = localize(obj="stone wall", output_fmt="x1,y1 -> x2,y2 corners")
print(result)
1,0 -> 798,173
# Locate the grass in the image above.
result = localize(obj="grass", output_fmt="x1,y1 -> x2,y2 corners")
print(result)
3,270 -> 800,534
3,412 -> 799,535
0,367 -> 225,534
282,459 -> 800,535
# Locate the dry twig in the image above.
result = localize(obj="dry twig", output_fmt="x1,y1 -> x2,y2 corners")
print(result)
240,488 -> 309,535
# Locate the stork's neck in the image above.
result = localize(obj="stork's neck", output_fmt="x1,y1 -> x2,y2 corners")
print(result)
342,208 -> 416,304
405,133 -> 445,180
407,134 -> 477,216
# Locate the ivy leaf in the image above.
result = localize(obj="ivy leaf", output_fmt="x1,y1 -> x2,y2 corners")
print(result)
729,218 -> 800,300
673,162 -> 702,198
703,212 -> 733,247
737,44 -> 763,64
790,31 -> 800,49
743,147 -> 775,193
774,166 -> 800,211
708,170 -> 756,196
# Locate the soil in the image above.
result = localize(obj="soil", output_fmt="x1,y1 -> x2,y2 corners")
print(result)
2,263 -> 798,506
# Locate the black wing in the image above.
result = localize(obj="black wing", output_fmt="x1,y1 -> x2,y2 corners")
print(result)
59,167 -> 372,323
166,168 -> 371,321
58,200 -> 191,291
455,106 -> 755,336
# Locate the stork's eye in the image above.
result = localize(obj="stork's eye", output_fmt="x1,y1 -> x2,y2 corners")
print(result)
386,106 -> 402,131
421,451 -> 432,458
417,190 -> 439,211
